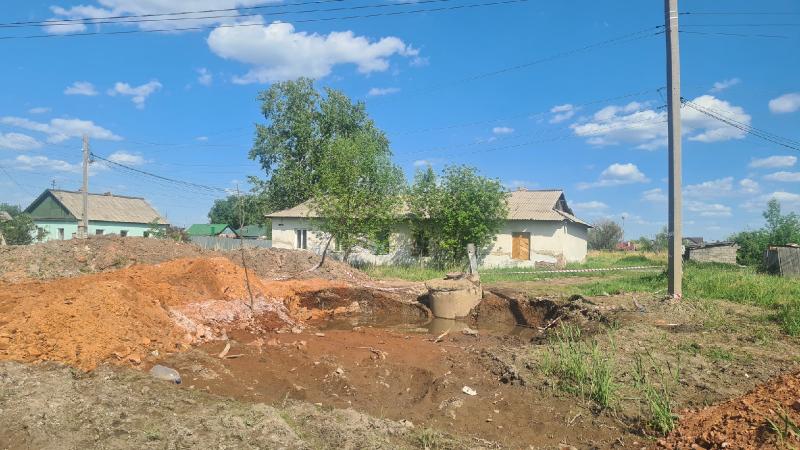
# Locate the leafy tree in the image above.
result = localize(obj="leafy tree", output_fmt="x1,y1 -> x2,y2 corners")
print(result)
409,165 -> 508,266
653,226 -> 669,253
635,236 -> 655,252
731,199 -> 800,266
0,207 -> 38,245
407,166 -> 439,256
309,131 -> 404,262
588,220 -> 623,250
207,195 -> 264,229
249,78 -> 387,212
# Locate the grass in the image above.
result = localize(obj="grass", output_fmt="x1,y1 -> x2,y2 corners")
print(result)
414,428 -> 456,450
578,261 -> 800,335
766,405 -> 800,448
540,325 -> 617,409
632,353 -> 679,435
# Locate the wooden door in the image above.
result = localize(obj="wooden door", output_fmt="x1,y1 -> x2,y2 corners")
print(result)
512,232 -> 530,260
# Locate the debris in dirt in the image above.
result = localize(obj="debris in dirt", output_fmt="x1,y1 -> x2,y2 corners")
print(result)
150,365 -> 181,384
218,341 -> 231,358
462,327 -> 479,336
314,332 -> 325,337
291,327 -> 303,334
434,329 -> 451,343
462,386 -> 477,396
399,419 -> 415,429
335,367 -> 345,375
357,346 -> 388,360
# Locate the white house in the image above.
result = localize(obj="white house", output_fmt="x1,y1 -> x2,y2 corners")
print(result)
266,188 -> 591,268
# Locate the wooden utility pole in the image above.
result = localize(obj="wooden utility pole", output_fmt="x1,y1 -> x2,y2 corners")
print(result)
79,134 -> 90,239
664,0 -> 683,298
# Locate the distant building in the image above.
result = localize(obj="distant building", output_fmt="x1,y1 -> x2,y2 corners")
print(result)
236,225 -> 270,240
684,237 -> 705,247
616,241 -> 638,251
24,189 -> 168,241
185,223 -> 238,238
683,241 -> 739,265
764,244 -> 800,277
267,188 -> 591,267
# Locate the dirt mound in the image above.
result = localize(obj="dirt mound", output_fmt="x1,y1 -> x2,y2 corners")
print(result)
660,371 -> 800,449
0,257 -> 350,370
0,235 -> 368,283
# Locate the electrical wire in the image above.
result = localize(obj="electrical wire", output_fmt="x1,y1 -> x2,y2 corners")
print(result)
90,152 -> 229,193
0,0 -> 531,40
680,30 -> 790,39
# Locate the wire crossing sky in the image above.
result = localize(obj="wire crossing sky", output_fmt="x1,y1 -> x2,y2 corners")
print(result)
0,0 -> 798,240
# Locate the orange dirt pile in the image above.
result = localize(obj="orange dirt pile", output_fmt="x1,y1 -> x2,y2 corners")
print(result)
0,257 -> 347,370
660,371 -> 800,449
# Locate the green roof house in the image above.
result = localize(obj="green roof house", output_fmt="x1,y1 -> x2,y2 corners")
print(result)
236,225 -> 270,240
185,224 -> 238,237
24,189 -> 167,241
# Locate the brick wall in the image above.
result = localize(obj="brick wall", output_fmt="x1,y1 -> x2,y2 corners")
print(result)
686,245 -> 738,265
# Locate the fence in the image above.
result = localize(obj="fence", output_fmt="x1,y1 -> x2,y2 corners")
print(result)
764,246 -> 800,277
189,236 -> 272,251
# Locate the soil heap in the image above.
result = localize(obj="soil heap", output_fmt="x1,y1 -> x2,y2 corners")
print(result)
0,257 -> 350,370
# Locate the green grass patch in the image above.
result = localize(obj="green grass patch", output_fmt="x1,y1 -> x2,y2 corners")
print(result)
577,262 -> 800,335
540,325 -> 617,409
706,346 -> 734,362
632,353 -> 679,436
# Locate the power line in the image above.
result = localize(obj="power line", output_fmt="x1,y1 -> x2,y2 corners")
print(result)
90,152 -> 229,193
0,0 -> 531,40
680,11 -> 800,16
680,30 -> 790,39
682,98 -> 800,151
9,0 -> 464,30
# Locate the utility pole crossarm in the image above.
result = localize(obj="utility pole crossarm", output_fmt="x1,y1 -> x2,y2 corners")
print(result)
665,0 -> 683,298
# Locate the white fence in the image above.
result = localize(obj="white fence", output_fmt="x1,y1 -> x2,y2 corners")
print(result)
189,236 -> 272,251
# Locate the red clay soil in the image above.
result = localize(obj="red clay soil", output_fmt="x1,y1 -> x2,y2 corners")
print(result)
660,371 -> 800,449
0,257 -> 348,370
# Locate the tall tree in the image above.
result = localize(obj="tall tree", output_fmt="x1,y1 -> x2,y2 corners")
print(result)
407,166 -> 439,256
309,131 -> 404,262
249,78 -> 387,212
588,220 -> 623,250
732,199 -> 800,266
0,205 -> 39,245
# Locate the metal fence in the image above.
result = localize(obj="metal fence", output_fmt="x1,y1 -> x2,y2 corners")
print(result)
189,236 -> 272,251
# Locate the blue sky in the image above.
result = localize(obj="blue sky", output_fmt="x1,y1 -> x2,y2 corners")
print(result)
1,0 -> 798,240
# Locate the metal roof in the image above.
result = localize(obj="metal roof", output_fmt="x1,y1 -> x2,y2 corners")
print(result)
185,224 -> 236,236
28,190 -> 167,225
267,189 -> 590,227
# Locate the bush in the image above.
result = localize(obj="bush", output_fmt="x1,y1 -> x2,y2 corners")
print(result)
731,199 -> 800,267
587,220 -> 622,250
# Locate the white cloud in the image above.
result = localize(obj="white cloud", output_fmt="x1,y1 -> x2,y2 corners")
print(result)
578,163 -> 649,189
749,155 -> 797,169
740,178 -> 760,194
504,180 -> 539,191
642,188 -> 667,203
11,155 -> 81,173
44,1 -> 274,33
746,191 -> 800,212
0,133 -> 42,151
709,78 -> 740,93
549,104 -> 576,124
686,200 -> 732,217
196,136 -> 209,142
573,201 -> 608,211
684,177 -> 733,199
492,126 -> 514,135
107,151 -> 145,166
64,81 -> 98,96
765,171 -> 800,182
571,95 -> 750,149
769,93 -> 800,114
197,68 -> 213,86
368,87 -> 400,97
768,191 -> 800,204
108,80 -> 162,109
207,20 -> 418,83
28,107 -> 51,114
413,159 -> 432,167
0,116 -> 122,143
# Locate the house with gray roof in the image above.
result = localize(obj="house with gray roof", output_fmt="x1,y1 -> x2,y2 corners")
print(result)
24,189 -> 168,241
266,188 -> 591,268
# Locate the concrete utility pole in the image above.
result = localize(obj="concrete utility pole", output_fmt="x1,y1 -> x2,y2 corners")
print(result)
79,134 -> 90,239
664,0 -> 683,298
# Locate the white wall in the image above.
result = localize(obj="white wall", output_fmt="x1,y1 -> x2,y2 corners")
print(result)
272,217 -> 589,267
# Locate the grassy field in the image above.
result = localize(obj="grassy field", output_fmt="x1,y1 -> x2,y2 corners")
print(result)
363,251 -> 800,335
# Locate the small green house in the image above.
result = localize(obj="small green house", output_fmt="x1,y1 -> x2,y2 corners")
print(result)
236,225 -> 270,240
185,224 -> 238,237
24,189 -> 168,241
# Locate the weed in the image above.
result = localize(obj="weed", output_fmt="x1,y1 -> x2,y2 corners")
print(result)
632,352 -> 680,435
540,325 -> 617,409
144,428 -> 161,441
677,342 -> 701,357
766,405 -> 800,448
414,428 -> 454,450
706,346 -> 734,362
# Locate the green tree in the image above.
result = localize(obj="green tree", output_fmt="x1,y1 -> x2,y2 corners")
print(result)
309,131 -> 404,262
635,236 -> 655,252
731,199 -> 800,266
412,165 -> 508,266
249,78 -> 387,212
653,226 -> 669,253
588,220 -> 623,250
407,166 -> 439,256
207,195 -> 264,229
0,207 -> 38,245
